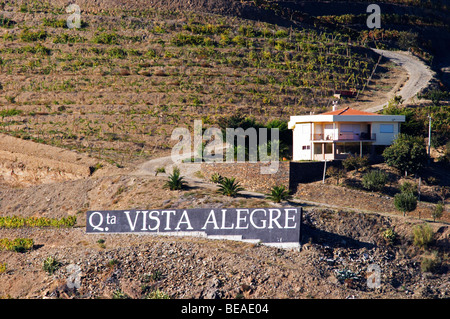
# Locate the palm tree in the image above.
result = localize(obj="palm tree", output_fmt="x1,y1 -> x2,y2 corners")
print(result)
217,177 -> 244,197
164,166 -> 186,190
266,185 -> 292,203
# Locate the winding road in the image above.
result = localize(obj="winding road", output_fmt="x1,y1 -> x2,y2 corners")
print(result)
364,49 -> 435,112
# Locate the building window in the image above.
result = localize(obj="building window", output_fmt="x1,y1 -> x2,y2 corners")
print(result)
302,145 -> 310,150
340,124 -> 353,132
380,124 -> 394,133
314,144 -> 322,155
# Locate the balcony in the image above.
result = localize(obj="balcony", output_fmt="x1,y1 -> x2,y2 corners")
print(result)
312,132 -> 376,142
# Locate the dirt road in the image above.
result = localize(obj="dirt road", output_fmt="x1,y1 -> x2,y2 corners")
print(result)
364,49 -> 435,113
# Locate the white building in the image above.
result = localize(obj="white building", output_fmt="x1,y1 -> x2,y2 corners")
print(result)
288,107 -> 405,161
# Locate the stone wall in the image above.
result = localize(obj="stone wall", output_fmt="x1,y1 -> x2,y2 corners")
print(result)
289,160 -> 342,191
201,160 -> 342,193
201,162 -> 290,193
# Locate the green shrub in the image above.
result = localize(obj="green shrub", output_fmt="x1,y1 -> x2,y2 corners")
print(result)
394,191 -> 417,216
164,167 -> 186,190
400,181 -> 418,196
420,251 -> 441,273
0,15 -> 16,28
53,33 -> 86,44
0,263 -> 6,273
107,47 -> 128,59
0,108 -> 23,119
382,134 -> 428,176
0,216 -> 77,228
362,170 -> 387,192
42,17 -> 67,28
432,202 -> 444,222
217,177 -> 244,197
17,43 -> 51,55
232,35 -> 246,47
326,166 -> 345,185
112,289 -> 130,299
147,289 -> 170,299
266,185 -> 292,203
155,167 -> 166,176
20,29 -> 48,42
97,239 -> 106,249
43,256 -> 61,275
343,154 -> 370,172
335,268 -> 359,283
171,33 -> 206,46
91,32 -> 119,45
412,223 -> 434,248
210,173 -> 223,184
0,238 -> 34,252
381,228 -> 398,245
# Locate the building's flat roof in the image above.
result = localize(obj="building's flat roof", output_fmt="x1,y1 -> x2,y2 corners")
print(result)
288,107 -> 405,129
321,107 -> 381,116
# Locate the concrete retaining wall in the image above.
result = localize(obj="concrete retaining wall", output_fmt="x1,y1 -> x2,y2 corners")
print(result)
201,160 -> 342,193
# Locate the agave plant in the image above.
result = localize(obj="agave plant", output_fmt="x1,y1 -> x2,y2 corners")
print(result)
335,268 -> 359,283
43,256 -> 61,275
217,177 -> 244,197
266,185 -> 292,203
210,172 -> 223,184
164,166 -> 186,190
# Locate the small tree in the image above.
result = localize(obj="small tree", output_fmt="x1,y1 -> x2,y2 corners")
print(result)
400,181 -> 418,196
412,223 -> 434,248
383,134 -> 428,176
432,203 -> 444,222
394,191 -> 417,216
362,170 -> 388,192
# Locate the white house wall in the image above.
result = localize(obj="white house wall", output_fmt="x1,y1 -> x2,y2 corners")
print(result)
371,122 -> 401,145
289,113 -> 405,161
293,123 -> 312,161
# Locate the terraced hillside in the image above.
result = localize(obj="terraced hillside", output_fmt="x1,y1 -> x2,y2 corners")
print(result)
0,1 -> 383,166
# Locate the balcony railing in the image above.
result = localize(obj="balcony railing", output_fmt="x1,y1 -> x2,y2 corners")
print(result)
313,132 -> 376,141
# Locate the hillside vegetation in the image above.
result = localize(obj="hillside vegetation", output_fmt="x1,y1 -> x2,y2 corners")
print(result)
0,0 -> 448,301
0,1 -> 381,166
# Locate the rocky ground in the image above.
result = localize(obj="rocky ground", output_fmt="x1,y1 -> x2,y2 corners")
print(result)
0,187 -> 448,299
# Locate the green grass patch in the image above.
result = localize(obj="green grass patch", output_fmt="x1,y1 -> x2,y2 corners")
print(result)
0,238 -> 34,252
0,216 -> 77,228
